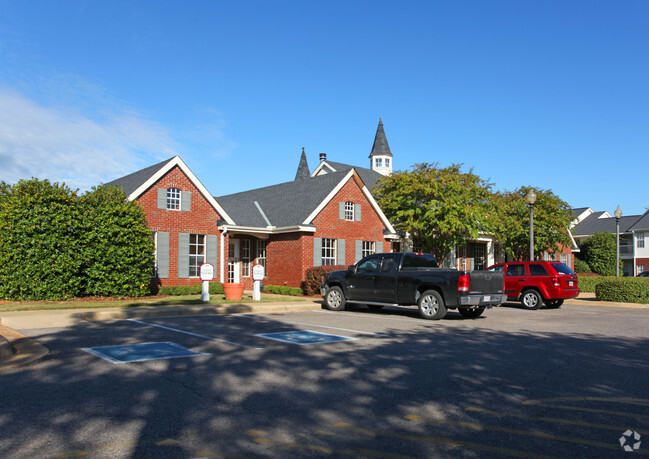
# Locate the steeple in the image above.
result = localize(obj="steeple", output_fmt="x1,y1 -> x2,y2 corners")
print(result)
294,147 -> 311,180
369,118 -> 393,175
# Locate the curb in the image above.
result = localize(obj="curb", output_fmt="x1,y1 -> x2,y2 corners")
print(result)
0,325 -> 49,370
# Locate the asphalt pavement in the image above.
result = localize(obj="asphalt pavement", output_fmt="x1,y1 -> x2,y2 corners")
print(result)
1,293 -> 646,370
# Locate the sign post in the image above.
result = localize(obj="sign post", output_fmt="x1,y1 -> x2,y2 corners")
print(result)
252,264 -> 265,301
199,263 -> 215,302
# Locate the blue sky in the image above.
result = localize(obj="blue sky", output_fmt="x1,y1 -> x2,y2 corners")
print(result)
1,0 -> 647,216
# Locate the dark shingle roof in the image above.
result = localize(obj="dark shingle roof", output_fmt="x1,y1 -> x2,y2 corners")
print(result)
103,157 -> 175,196
572,212 -> 642,236
369,118 -> 393,158
294,149 -> 311,180
216,170 -> 355,227
316,161 -> 383,192
629,210 -> 649,231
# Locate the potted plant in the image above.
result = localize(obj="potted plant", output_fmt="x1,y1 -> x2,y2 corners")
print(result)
223,282 -> 245,301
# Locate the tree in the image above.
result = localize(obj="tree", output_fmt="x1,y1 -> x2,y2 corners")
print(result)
0,179 -> 154,300
490,186 -> 573,261
375,163 -> 494,264
579,232 -> 617,276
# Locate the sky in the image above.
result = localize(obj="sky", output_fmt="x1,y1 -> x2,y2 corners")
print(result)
1,0 -> 647,216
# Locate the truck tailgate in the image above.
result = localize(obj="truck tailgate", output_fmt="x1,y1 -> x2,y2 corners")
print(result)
469,271 -> 504,294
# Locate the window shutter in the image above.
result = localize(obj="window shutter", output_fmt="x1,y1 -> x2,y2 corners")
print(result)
178,233 -> 190,278
181,191 -> 192,212
313,238 -> 322,267
157,188 -> 166,209
337,239 -> 346,265
355,204 -> 362,221
206,235 -> 218,267
376,242 -> 383,254
355,240 -> 362,262
157,232 -> 170,278
339,202 -> 345,220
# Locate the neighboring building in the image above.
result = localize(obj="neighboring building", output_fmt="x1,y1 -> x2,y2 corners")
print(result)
571,207 -> 649,276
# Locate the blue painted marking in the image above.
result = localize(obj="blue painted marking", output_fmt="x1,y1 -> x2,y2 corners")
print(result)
82,341 -> 209,364
255,330 -> 355,345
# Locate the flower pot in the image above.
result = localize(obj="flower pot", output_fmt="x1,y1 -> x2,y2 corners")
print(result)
223,282 -> 245,301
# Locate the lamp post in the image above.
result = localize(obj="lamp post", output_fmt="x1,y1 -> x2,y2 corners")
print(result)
526,189 -> 537,261
614,206 -> 622,277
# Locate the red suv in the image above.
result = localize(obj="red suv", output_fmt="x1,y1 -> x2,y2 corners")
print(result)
485,261 -> 580,310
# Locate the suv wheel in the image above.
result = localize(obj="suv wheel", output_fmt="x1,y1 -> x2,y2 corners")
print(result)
521,290 -> 542,310
324,286 -> 346,311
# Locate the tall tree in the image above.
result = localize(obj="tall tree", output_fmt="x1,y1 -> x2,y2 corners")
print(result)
375,163 -> 494,264
491,186 -> 573,261
578,232 -> 616,276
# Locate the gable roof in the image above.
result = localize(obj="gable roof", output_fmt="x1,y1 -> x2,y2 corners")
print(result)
215,168 -> 397,235
628,210 -> 649,231
105,156 -> 235,224
572,211 -> 642,237
311,160 -> 384,192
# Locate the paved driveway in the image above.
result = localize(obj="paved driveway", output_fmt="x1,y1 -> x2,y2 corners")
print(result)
1,303 -> 648,458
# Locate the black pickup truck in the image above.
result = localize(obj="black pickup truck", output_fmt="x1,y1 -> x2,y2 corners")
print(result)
321,252 -> 507,320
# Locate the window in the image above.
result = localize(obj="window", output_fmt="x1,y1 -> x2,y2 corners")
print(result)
385,158 -> 390,168
403,253 -> 438,268
189,234 -> 205,277
638,233 -> 645,248
167,188 -> 181,210
322,238 -> 336,266
241,240 -> 251,277
375,158 -> 383,168
362,241 -> 375,258
506,264 -> 525,277
638,265 -> 646,274
529,264 -> 549,276
256,240 -> 267,270
357,256 -> 380,273
344,201 -> 355,221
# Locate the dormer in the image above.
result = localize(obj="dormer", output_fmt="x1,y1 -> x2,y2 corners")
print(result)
369,118 -> 393,176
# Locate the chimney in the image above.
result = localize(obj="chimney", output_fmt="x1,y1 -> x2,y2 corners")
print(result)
319,153 -> 327,162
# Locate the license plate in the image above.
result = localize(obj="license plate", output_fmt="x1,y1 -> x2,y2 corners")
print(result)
483,295 -> 491,301
568,281 -> 574,286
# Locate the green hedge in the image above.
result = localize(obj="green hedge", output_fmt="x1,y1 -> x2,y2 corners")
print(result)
302,265 -> 347,295
158,282 -> 224,296
595,278 -> 649,304
263,285 -> 304,296
577,274 -> 608,293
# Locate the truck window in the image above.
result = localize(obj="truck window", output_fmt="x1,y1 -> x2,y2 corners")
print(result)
403,253 -> 438,268
357,257 -> 380,273
487,265 -> 503,272
380,255 -> 398,273
529,264 -> 549,276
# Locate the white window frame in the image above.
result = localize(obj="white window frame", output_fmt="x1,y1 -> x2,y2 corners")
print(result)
167,188 -> 181,210
344,201 -> 355,221
637,233 -> 645,249
241,240 -> 251,277
189,234 -> 205,277
375,158 -> 383,168
362,241 -> 376,258
256,240 -> 267,271
322,238 -> 337,266
385,158 -> 390,168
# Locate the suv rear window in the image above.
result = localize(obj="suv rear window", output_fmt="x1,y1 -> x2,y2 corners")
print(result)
529,264 -> 549,276
403,253 -> 438,268
551,263 -> 576,275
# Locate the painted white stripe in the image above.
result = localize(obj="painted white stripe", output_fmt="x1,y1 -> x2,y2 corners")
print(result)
128,319 -> 264,350
239,314 -> 389,336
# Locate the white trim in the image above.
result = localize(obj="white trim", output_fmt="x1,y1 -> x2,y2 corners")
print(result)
360,184 -> 398,235
311,161 -> 338,177
126,156 -> 236,224
303,170 -> 355,224
219,225 -> 317,236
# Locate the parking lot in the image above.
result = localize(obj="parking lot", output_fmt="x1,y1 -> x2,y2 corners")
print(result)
1,302 -> 648,458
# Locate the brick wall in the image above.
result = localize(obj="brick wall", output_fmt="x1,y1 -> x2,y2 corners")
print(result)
137,166 -> 223,287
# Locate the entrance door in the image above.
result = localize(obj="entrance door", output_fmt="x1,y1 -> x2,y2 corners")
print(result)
471,243 -> 487,271
228,240 -> 240,283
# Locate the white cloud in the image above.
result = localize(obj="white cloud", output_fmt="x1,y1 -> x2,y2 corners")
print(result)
0,87 -> 178,190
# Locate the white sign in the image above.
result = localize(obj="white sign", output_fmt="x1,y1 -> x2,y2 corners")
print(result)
252,264 -> 265,281
200,263 -> 215,281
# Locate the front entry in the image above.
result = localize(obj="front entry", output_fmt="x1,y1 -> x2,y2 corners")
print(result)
228,239 -> 240,283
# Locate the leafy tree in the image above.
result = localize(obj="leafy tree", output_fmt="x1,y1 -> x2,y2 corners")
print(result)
579,232 -> 617,276
0,179 -> 154,300
80,185 -> 155,297
375,163 -> 494,264
491,186 -> 573,261
0,179 -> 84,300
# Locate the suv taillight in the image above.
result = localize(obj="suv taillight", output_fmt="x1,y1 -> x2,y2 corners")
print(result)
551,276 -> 560,287
458,274 -> 470,292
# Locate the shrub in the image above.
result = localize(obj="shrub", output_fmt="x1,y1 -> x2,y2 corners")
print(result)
263,285 -> 304,296
596,278 -> 649,304
577,274 -> 606,293
302,265 -> 347,295
580,232 -> 617,276
574,258 -> 591,273
158,282 -> 224,296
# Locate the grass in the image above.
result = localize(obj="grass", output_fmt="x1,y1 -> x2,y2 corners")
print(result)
0,293 -> 309,313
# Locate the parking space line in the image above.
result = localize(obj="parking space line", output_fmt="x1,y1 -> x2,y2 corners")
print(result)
240,314 -> 389,337
128,319 -> 264,350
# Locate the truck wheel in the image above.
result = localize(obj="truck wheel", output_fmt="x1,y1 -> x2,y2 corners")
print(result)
459,307 -> 485,319
418,290 -> 447,320
545,299 -> 564,308
324,286 -> 346,311
521,290 -> 542,310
